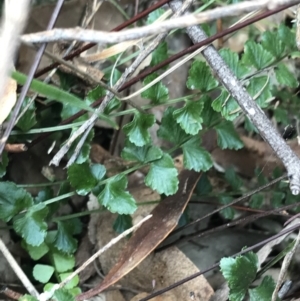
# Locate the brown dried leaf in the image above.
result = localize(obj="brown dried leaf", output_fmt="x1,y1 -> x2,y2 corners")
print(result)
77,170 -> 201,301
0,77 -> 17,125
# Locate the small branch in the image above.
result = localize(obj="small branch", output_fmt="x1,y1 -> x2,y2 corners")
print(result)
0,238 -> 39,298
38,215 -> 152,301
50,0 -> 194,167
22,0 -> 300,45
169,0 -> 300,195
271,224 -> 300,301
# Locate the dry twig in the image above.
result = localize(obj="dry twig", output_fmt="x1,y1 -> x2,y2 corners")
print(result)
0,238 -> 39,298
22,0 -> 300,45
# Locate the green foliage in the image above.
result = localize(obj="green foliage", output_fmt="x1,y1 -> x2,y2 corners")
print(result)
145,153 -> 178,195
68,163 -> 106,195
275,63 -> 298,88
214,121 -> 244,150
249,194 -> 264,209
186,60 -> 218,92
54,221 -> 78,254
113,214 -> 133,233
220,48 -> 249,78
33,264 -> 55,283
220,252 -> 258,301
2,15 -> 298,301
0,151 -> 8,178
151,42 -> 168,69
219,195 -> 235,220
242,41 -> 274,69
11,71 -> 96,114
53,288 -> 75,301
123,112 -> 155,146
14,203 -> 48,246
181,136 -> 213,172
0,182 -> 33,222
121,141 -> 163,163
173,99 -> 204,135
249,276 -> 278,301
16,97 -> 37,131
147,8 -> 165,24
98,175 -> 137,214
142,73 -> 169,103
224,167 -> 243,191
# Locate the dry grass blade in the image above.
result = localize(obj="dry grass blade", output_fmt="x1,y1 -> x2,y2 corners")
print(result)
76,170 -> 201,301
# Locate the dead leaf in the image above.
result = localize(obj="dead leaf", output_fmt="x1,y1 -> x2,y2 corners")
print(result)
77,170 -> 201,301
0,77 -> 17,125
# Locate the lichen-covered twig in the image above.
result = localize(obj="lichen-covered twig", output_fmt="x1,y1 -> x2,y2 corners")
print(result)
169,0 -> 300,195
22,0 -> 300,45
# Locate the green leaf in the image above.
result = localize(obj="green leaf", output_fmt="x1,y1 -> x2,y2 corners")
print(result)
145,153 -> 178,195
0,151 -> 8,178
212,90 -> 240,121
0,182 -> 33,222
224,167 -> 243,191
12,71 -> 96,114
16,97 -> 37,131
261,31 -> 285,58
220,252 -> 258,301
151,42 -> 168,69
201,95 -> 219,127
249,276 -> 278,301
173,99 -> 204,135
53,288 -> 75,301
186,60 -> 218,92
123,112 -> 155,146
147,8 -> 165,24
157,107 -> 189,145
67,129 -> 94,164
85,85 -> 120,115
121,141 -> 163,163
214,121 -> 244,150
98,175 -> 137,214
242,40 -> 274,69
68,162 -> 106,196
272,191 -> 285,208
247,76 -> 273,108
51,250 -> 75,273
54,221 -> 78,254
141,73 -> 169,104
33,264 -> 54,283
275,63 -> 298,88
113,215 -> 133,234
19,295 -> 39,301
181,136 -> 213,172
274,107 -> 289,125
35,188 -> 53,203
249,194 -> 264,209
278,24 -> 295,51
13,203 -> 48,246
59,273 -> 79,289
219,196 -> 235,220
23,241 -> 49,260
220,48 -> 249,78
195,174 -> 212,196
